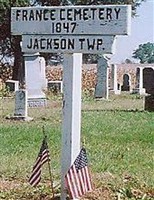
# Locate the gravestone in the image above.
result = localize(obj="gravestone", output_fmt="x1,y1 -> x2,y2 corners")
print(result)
121,74 -> 130,91
135,67 -> 146,95
48,81 -> 63,94
14,90 -> 27,117
39,57 -> 48,90
111,64 -> 121,94
94,56 -> 109,99
24,53 -> 47,107
143,68 -> 154,111
7,89 -> 33,121
5,80 -> 19,92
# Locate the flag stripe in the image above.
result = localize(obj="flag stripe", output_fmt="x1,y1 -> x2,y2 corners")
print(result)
29,170 -> 41,186
65,148 -> 93,199
29,137 -> 50,187
73,165 -> 83,197
85,167 -> 92,191
78,169 -> 86,194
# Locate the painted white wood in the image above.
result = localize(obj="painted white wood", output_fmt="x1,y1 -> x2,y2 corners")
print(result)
61,53 -> 82,200
11,5 -> 131,35
22,35 -> 115,54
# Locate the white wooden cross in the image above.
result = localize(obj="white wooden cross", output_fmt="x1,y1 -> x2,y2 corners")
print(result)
11,5 -> 131,199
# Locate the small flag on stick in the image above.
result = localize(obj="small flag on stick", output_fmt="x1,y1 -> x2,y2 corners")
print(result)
29,136 -> 50,186
65,147 -> 93,199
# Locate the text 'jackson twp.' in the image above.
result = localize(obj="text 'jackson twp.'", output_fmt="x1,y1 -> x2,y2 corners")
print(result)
22,35 -> 115,53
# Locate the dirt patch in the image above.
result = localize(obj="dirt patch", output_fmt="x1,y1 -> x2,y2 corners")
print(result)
0,179 -> 21,191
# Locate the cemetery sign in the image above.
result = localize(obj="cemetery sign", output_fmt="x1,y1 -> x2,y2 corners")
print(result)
11,5 -> 131,36
22,35 -> 115,53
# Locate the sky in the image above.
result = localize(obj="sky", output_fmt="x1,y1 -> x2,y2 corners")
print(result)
110,0 -> 154,64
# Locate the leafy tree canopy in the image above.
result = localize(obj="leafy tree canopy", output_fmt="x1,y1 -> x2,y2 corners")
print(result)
132,42 -> 154,63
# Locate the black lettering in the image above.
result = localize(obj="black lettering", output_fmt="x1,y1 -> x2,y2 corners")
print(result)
22,10 -> 28,21
87,39 -> 95,50
16,10 -> 21,21
91,8 -> 97,20
83,8 -> 89,20
115,8 -> 120,19
71,22 -> 76,33
40,38 -> 46,49
97,39 -> 103,50
99,8 -> 104,20
29,10 -> 35,21
67,9 -> 73,21
60,9 -> 65,20
61,39 -> 66,49
50,9 -> 56,20
27,38 -> 32,49
106,8 -> 112,20
63,23 -> 69,33
54,39 -> 59,49
33,39 -> 39,49
43,9 -> 49,21
74,9 -> 82,21
79,38 -> 85,49
46,39 -> 52,49
68,39 -> 74,49
35,10 -> 43,21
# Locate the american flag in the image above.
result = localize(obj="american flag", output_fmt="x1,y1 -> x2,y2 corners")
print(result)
65,147 -> 93,199
29,136 -> 50,186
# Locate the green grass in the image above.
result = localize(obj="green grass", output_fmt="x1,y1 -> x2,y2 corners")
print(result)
82,110 -> 154,185
0,93 -> 154,199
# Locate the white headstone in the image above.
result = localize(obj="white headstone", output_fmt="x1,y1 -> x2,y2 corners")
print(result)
39,57 -> 47,90
48,81 -> 63,93
6,80 -> 19,92
24,53 -> 47,107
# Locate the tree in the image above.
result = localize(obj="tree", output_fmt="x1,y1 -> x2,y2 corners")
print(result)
0,0 -> 145,82
0,0 -> 29,82
132,42 -> 154,63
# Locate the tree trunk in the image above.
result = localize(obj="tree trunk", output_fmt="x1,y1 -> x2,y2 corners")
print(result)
12,36 -> 24,84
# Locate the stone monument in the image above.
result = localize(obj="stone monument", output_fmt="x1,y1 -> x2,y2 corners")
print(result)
24,53 -> 47,107
7,90 -> 33,121
94,56 -> 109,99
143,68 -> 154,111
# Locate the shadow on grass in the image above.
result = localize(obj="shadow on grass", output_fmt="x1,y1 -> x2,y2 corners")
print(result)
82,109 -> 145,112
51,196 -> 69,200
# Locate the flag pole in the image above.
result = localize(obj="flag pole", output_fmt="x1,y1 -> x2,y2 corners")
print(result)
42,126 -> 55,199
82,136 -> 86,148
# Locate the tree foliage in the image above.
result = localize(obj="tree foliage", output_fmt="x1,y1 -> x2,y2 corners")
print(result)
0,0 -> 29,81
132,42 -> 154,63
0,0 -> 145,81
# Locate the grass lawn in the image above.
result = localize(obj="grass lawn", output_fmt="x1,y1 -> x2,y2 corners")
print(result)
0,92 -> 153,199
